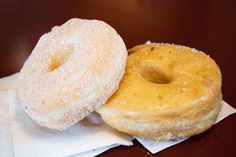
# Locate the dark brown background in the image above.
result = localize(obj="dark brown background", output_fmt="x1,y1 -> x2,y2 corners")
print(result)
0,0 -> 235,156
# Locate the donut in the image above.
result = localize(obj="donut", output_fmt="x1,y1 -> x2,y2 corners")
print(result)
18,18 -> 127,130
97,43 -> 222,141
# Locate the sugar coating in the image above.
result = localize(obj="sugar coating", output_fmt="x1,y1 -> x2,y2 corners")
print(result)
18,18 -> 127,130
146,41 -> 206,55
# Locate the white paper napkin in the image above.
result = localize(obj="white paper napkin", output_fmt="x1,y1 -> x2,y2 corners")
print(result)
135,100 -> 236,154
0,91 -> 14,157
7,90 -> 132,157
69,144 -> 117,157
0,73 -> 19,90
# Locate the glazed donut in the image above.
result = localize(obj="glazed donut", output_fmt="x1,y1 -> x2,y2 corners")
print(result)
18,18 -> 127,130
97,43 -> 222,141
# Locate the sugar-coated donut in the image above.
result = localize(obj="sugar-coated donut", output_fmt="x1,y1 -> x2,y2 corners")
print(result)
18,18 -> 127,130
97,43 -> 222,141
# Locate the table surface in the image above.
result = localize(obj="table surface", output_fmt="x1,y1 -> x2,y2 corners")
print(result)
1,0 -> 235,156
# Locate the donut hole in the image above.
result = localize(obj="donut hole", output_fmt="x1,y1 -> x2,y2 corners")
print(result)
138,61 -> 171,84
48,50 -> 72,71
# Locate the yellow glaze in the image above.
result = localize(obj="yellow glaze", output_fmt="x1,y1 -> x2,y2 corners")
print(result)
97,43 -> 222,140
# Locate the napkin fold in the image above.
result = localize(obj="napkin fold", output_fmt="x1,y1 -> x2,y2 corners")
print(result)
1,73 -> 236,157
8,90 -> 132,157
0,91 -> 14,157
0,73 -> 19,90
